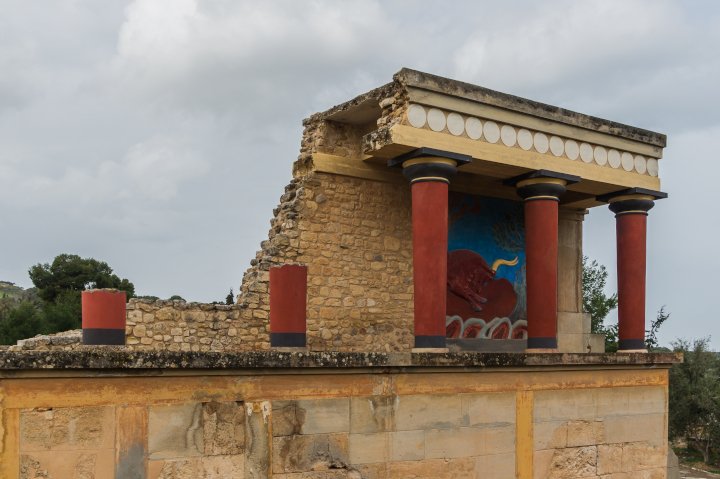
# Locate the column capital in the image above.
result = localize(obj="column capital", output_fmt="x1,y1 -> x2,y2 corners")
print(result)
505,170 -> 580,202
597,187 -> 668,217
388,147 -> 472,184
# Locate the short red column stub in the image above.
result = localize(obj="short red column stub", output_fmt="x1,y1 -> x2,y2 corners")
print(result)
269,264 -> 308,347
81,289 -> 127,345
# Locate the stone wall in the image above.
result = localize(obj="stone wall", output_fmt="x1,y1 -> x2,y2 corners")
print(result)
0,351 -> 677,478
123,299 -> 268,352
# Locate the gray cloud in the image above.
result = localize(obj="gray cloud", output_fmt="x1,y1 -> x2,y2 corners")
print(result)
0,0 -> 716,346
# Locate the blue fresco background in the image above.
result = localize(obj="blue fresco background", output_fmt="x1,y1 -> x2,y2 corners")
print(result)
448,192 -> 527,320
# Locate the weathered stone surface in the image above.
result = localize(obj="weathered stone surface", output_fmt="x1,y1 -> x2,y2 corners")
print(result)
396,394 -> 463,430
273,398 -> 349,436
475,452 -> 516,479
203,401 -> 245,455
148,403 -> 204,459
546,446 -> 597,478
272,433 -> 349,473
20,406 -> 115,451
350,396 -> 397,433
148,455 -> 244,479
387,457 -> 475,479
462,392 -> 515,426
0,349 -> 682,372
20,450 -> 115,479
245,401 -> 271,479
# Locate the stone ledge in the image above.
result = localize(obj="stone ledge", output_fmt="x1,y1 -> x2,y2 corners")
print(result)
0,350 -> 682,372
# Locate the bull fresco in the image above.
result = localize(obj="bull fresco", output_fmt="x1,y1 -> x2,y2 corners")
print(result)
446,193 -> 527,340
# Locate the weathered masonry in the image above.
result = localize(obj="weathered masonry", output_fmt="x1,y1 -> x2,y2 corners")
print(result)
0,69 -> 679,478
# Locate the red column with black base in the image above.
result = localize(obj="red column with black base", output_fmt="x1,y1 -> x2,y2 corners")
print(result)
608,194 -> 656,352
410,178 -> 450,348
512,173 -> 577,351
270,264 -> 308,348
82,289 -> 127,345
389,148 -> 471,350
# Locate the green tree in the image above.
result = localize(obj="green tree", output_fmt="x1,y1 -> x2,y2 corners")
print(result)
225,288 -> 234,305
29,254 -> 134,303
582,256 -> 618,334
669,338 -> 720,464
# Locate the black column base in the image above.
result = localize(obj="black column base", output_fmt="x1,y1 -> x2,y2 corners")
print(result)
271,332 -> 307,348
618,338 -> 647,351
83,328 -> 125,345
414,335 -> 446,349
526,337 -> 557,350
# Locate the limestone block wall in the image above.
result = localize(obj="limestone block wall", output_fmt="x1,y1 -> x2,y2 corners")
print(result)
0,352 -> 677,478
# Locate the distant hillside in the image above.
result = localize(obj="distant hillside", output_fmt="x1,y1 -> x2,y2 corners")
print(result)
0,281 -> 25,300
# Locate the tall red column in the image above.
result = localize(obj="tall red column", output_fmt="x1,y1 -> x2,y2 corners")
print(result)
513,172 -> 578,351
390,148 -> 471,350
606,192 -> 661,352
410,179 -> 449,348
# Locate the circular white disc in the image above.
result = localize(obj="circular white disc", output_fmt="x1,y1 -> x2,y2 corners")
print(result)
565,139 -> 579,160
407,104 -> 426,128
579,143 -> 593,163
621,152 -> 634,171
593,146 -> 608,166
646,158 -> 659,177
447,112 -> 464,136
500,125 -> 517,147
427,108 -> 446,132
634,155 -> 647,174
533,132 -> 549,153
465,117 -> 482,140
549,136 -> 564,157
483,121 -> 500,143
608,149 -> 621,168
517,129 -> 533,150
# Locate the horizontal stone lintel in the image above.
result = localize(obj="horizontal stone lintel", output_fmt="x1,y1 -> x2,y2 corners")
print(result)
0,350 -> 681,375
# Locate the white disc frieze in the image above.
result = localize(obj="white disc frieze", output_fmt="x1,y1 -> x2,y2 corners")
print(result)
549,136 -> 564,157
565,140 -> 579,160
483,121 -> 500,143
608,149 -> 621,168
447,112 -> 465,136
533,132 -> 549,153
465,117 -> 483,140
579,143 -> 593,163
407,104 -> 427,128
500,125 -> 517,147
427,108 -> 446,132
634,155 -> 647,174
647,158 -> 659,177
517,129 -> 533,150
621,152 -> 634,171
593,146 -> 608,166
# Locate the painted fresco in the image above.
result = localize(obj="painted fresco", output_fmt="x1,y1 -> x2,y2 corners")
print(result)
446,192 -> 527,340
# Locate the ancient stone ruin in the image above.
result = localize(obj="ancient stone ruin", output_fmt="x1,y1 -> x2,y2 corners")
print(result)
0,69 -> 678,478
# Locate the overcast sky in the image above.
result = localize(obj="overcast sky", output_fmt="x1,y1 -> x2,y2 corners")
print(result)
1,0 -> 717,348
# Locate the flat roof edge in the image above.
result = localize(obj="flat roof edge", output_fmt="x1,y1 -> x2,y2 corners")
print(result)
395,68 -> 667,148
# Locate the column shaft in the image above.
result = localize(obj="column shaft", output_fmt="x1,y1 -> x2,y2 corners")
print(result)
616,213 -> 648,350
269,264 -> 307,348
411,180 -> 449,348
524,199 -> 560,349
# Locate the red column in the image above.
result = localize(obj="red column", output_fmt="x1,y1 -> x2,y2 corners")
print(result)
82,289 -> 127,345
514,175 -> 574,351
410,180 -> 449,348
524,198 -> 560,349
608,194 -> 656,352
270,264 -> 307,347
389,148 -> 471,350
